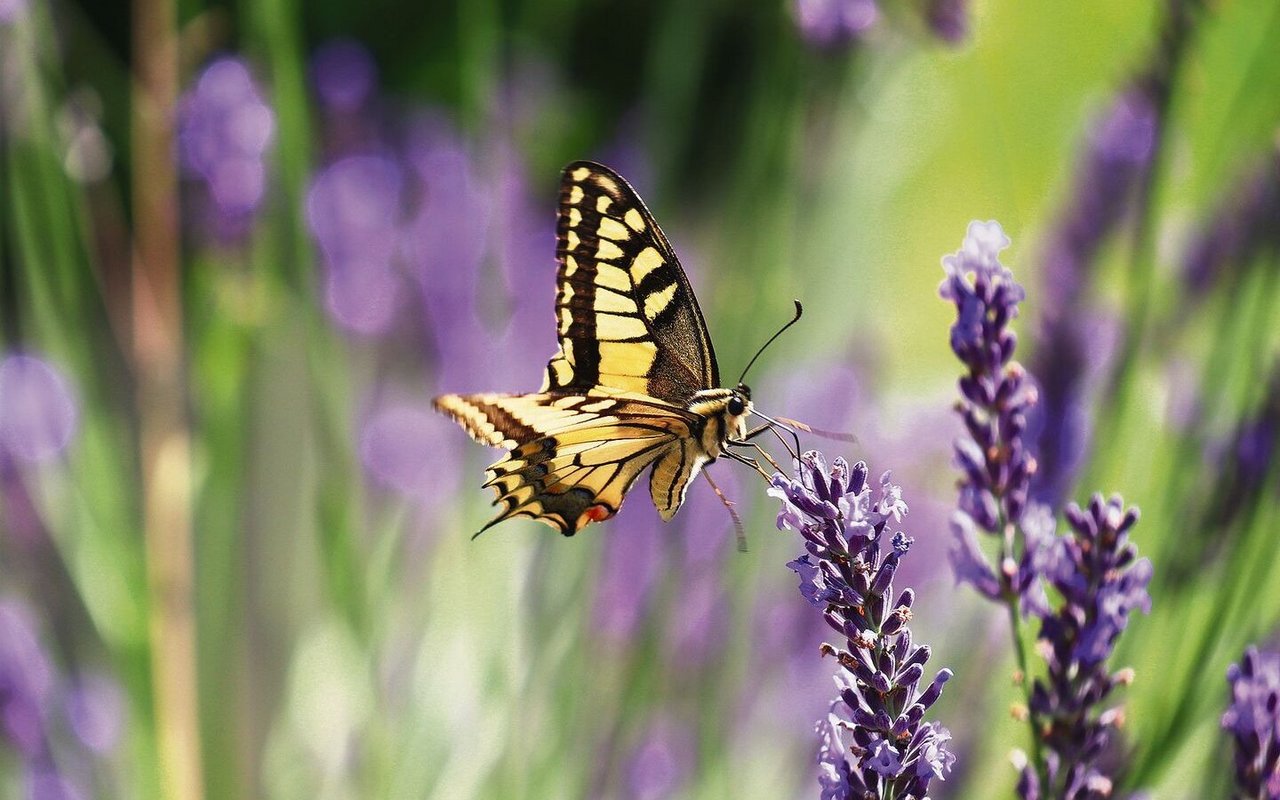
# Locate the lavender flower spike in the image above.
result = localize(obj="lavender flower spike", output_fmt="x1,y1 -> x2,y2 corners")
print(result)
939,220 -> 1043,606
177,56 -> 276,239
1223,646 -> 1280,799
771,451 -> 955,798
940,220 -> 1151,795
1024,493 -> 1152,798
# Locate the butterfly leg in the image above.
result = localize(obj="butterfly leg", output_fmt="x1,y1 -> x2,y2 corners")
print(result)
729,426 -> 796,468
741,416 -> 802,459
741,439 -> 786,474
701,468 -> 747,553
721,448 -> 772,481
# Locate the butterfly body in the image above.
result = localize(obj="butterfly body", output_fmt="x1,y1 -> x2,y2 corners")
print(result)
434,161 -> 750,536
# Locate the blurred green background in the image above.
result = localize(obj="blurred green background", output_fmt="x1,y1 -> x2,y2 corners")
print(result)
1,0 -> 1279,797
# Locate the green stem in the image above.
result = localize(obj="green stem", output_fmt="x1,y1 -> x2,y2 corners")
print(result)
1001,524 -> 1045,788
132,0 -> 203,796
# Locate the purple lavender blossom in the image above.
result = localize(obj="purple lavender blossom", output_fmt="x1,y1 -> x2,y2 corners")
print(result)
306,154 -> 407,335
0,0 -> 27,25
623,717 -> 694,800
1182,146 -> 1280,302
1,598 -> 106,800
940,220 -> 1150,795
1022,494 -> 1151,798
925,0 -> 968,43
792,0 -> 878,48
311,39 -> 377,114
665,573 -> 730,671
593,504 -> 664,643
1029,86 -> 1157,509
400,114 -> 495,388
747,586 -> 835,740
0,354 -> 79,464
177,56 -> 275,237
939,221 -> 1043,605
771,452 -> 955,798
0,597 -> 53,757
359,403 -> 461,507
64,671 -> 125,754
1202,362 -> 1280,536
1223,646 -> 1280,798
24,769 -> 87,800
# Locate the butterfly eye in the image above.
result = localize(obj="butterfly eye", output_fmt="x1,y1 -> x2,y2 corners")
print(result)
727,397 -> 745,416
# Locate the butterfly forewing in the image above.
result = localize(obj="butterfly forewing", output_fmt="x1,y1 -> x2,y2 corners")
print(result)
543,162 -> 719,405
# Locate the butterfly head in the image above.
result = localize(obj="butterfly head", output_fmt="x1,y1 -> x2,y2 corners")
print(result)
689,386 -> 753,451
726,383 -> 753,438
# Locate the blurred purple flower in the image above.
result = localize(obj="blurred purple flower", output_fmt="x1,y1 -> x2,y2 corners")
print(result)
938,221 -> 1043,605
792,0 -> 878,47
746,586 -> 834,738
485,142 -> 560,388
1183,146 -> 1280,301
925,0 -> 968,43
306,154 -> 406,335
401,114 -> 495,387
0,0 -> 27,25
178,56 -> 275,236
593,505 -> 664,642
1186,361 -> 1280,576
771,452 -> 955,797
64,671 -> 125,754
1030,86 -> 1157,508
359,403 -> 461,507
1223,646 -> 1280,798
0,355 -> 78,464
24,769 -> 87,800
0,597 -> 53,758
1021,494 -> 1151,798
677,470 -> 738,573
311,39 -> 377,114
624,717 -> 694,800
665,573 -> 730,671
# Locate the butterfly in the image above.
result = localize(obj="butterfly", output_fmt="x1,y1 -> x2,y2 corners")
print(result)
435,161 -> 794,536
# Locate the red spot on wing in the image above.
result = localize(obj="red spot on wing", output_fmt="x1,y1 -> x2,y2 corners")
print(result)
578,504 -> 614,528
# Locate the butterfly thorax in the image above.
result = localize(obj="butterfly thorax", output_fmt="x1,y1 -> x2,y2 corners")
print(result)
686,385 -> 752,460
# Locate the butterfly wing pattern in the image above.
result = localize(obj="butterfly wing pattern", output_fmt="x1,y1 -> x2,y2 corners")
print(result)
435,161 -> 742,536
542,161 -> 718,403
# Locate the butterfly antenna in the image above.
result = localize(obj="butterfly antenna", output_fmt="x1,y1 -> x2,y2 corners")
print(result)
751,409 -> 803,460
775,416 -> 859,445
737,300 -> 803,386
702,469 -> 747,553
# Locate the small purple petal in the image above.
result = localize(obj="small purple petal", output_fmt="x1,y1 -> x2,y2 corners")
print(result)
864,737 -> 902,777
311,39 -> 377,113
793,0 -> 878,47
65,671 -> 125,753
359,404 -> 459,505
0,355 -> 79,463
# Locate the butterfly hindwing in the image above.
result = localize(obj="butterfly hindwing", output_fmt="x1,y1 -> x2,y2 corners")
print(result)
543,161 -> 719,405
433,391 -> 701,534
